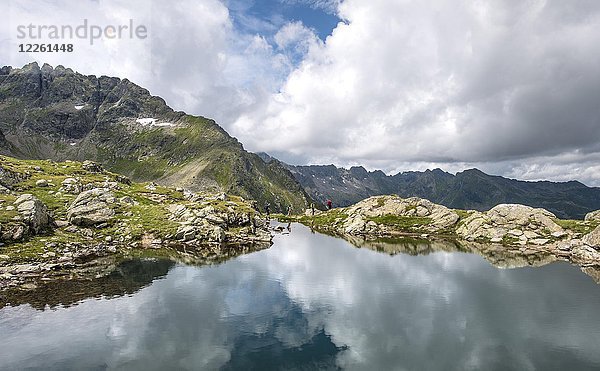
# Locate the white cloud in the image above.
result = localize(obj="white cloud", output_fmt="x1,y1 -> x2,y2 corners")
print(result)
230,0 -> 600,185
274,21 -> 319,50
2,0 -> 600,185
281,0 -> 342,14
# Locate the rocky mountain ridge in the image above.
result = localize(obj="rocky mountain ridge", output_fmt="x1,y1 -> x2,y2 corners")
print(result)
269,156 -> 600,219
0,63 -> 312,212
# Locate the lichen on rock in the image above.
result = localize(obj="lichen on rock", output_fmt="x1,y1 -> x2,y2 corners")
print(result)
67,188 -> 116,226
457,204 -> 564,245
585,210 -> 600,223
14,194 -> 51,234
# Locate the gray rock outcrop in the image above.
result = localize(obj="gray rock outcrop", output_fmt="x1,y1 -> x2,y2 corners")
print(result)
59,178 -> 82,194
14,194 -> 51,233
169,203 -> 271,244
0,166 -> 28,189
67,188 -> 116,226
82,161 -> 104,173
341,195 -> 459,235
582,225 -> 600,247
571,244 -> 600,266
457,204 -> 564,245
585,210 -> 600,222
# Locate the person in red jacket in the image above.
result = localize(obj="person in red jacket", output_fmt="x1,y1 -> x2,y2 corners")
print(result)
326,199 -> 332,210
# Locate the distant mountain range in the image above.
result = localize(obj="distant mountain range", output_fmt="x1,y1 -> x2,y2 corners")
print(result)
2,62 -> 598,219
258,153 -> 600,220
0,63 -> 312,212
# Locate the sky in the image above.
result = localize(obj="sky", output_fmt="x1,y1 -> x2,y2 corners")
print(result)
2,0 -> 600,186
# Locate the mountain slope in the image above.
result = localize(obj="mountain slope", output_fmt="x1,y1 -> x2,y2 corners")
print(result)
0,63 -> 312,212
280,161 -> 600,219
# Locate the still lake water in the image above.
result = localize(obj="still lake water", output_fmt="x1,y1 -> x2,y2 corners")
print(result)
2,223 -> 600,370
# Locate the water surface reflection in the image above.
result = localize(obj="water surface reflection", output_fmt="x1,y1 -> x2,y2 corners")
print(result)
1,223 -> 600,370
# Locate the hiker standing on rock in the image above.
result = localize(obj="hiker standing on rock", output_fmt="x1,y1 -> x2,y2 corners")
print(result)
310,203 -> 315,216
287,205 -> 292,216
264,202 -> 271,217
326,199 -> 332,210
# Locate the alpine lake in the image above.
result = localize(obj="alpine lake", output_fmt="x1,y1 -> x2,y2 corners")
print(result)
1,222 -> 600,370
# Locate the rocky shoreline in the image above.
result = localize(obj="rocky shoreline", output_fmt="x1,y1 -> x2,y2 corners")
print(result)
3,155 -> 600,294
0,156 -> 274,292
289,195 -> 600,270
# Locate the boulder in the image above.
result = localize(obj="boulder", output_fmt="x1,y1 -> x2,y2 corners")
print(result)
14,194 -> 51,233
0,184 -> 11,194
343,196 -> 459,233
344,214 -> 366,235
67,188 -> 116,226
114,174 -> 132,185
571,245 -> 600,266
582,225 -> 600,247
59,178 -> 82,194
167,195 -> 271,244
585,210 -> 600,222
457,204 -> 563,244
176,225 -> 198,241
488,204 -> 561,232
35,179 -> 48,187
208,226 -> 226,242
0,223 -> 27,241
0,166 -> 28,189
82,160 -> 104,173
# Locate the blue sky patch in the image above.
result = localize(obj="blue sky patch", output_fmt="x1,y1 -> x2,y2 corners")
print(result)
226,0 -> 341,41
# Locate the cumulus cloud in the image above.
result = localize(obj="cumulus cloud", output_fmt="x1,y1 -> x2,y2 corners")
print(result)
231,0 -> 600,185
2,0 -> 296,126
2,0 -> 600,185
281,0 -> 341,14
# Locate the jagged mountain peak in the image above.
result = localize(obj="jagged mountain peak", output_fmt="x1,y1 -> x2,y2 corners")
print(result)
0,63 -> 313,212
284,161 -> 600,219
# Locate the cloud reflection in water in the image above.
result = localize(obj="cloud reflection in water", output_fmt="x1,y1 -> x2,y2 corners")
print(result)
1,224 -> 600,370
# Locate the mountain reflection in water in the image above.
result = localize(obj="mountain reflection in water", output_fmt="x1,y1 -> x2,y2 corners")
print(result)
1,223 -> 600,370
